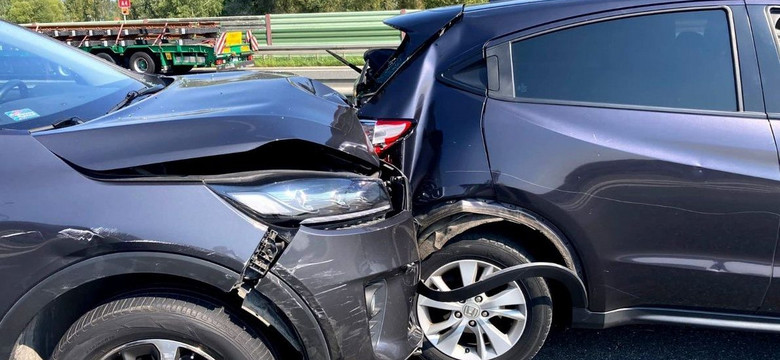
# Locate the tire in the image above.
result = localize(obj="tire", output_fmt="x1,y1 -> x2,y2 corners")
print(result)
95,52 -> 116,64
417,233 -> 552,360
129,51 -> 158,74
168,65 -> 194,75
51,293 -> 275,360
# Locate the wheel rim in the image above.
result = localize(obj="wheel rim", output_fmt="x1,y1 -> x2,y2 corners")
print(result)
99,339 -> 216,360
134,58 -> 149,72
417,259 -> 528,360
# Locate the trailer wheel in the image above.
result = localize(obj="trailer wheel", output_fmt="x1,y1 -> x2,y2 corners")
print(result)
94,52 -> 116,65
129,52 -> 158,74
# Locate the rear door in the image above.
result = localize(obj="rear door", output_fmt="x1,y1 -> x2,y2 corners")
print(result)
483,3 -> 780,313
747,1 -> 780,314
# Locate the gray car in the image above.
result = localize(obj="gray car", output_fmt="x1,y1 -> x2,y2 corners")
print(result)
0,21 -> 421,360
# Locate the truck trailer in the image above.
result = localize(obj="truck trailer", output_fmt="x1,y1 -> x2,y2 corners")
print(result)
23,16 -> 264,75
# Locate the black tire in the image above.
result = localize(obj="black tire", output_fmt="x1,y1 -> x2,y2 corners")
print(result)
129,51 -> 158,74
95,52 -> 116,64
419,233 -> 552,360
51,293 -> 275,360
168,65 -> 194,75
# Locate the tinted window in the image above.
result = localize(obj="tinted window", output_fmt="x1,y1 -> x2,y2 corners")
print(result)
511,10 -> 737,111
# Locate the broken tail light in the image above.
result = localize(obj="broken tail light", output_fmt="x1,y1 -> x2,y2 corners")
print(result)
361,119 -> 413,156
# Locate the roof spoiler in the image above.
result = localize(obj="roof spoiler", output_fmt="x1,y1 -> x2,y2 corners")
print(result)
384,5 -> 465,54
356,6 -> 464,103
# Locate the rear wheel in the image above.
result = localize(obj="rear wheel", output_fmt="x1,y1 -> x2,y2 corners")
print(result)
51,293 -> 275,360
129,51 -> 158,74
94,52 -> 116,64
417,234 -> 552,360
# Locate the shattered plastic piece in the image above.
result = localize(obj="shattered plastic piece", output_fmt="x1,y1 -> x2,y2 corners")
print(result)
57,228 -> 97,242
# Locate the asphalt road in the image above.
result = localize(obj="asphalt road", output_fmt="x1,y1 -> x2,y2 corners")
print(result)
534,325 -> 780,359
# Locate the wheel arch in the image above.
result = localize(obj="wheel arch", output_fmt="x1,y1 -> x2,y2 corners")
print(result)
417,200 -> 583,273
1,252 -> 298,360
416,199 -> 588,324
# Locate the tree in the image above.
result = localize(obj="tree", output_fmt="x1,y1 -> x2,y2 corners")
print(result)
422,0 -> 485,9
65,0 -> 119,22
222,0 -> 273,16
129,0 -> 224,19
0,0 -> 11,20
398,0 -> 423,10
5,0 -> 66,23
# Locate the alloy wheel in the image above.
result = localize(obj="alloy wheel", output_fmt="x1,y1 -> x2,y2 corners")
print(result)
99,339 -> 216,360
133,58 -> 149,72
417,259 -> 528,360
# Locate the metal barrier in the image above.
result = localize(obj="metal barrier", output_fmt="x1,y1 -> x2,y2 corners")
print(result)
256,10 -> 413,46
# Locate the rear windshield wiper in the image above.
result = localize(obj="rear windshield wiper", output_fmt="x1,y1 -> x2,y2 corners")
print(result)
29,117 -> 84,133
107,83 -> 166,114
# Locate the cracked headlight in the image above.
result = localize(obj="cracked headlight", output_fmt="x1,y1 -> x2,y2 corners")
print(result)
211,176 -> 392,226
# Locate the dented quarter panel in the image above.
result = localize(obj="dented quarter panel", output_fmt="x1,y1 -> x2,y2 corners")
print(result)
484,100 -> 780,312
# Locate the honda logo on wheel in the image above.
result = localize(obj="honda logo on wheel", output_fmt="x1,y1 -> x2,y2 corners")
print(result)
463,304 -> 479,318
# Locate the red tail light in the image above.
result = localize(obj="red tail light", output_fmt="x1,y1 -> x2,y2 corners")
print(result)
247,55 -> 254,61
364,119 -> 413,156
215,59 -> 224,65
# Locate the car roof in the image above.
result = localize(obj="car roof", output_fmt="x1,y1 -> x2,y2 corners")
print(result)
465,0 -> 731,14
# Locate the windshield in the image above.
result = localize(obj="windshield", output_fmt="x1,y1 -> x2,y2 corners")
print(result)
0,21 -> 152,130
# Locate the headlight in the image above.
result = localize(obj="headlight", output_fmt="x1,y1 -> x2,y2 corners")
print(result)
210,176 -> 392,226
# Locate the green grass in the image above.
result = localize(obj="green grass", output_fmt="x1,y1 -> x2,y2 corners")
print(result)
253,55 -> 365,67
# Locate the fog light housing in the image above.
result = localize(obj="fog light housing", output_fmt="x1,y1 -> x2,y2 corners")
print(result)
365,280 -> 388,348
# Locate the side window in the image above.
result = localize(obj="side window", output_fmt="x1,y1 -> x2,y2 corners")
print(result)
510,10 -> 738,112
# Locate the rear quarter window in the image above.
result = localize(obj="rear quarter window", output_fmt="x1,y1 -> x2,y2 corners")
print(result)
442,56 -> 487,93
510,9 -> 738,112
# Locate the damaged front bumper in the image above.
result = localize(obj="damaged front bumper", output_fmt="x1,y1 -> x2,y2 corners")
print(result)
242,210 -> 423,360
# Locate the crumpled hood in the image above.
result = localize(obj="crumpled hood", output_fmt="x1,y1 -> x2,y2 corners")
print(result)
33,71 -> 379,171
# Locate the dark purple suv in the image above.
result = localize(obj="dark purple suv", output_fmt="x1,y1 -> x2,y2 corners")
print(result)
358,1 -> 780,359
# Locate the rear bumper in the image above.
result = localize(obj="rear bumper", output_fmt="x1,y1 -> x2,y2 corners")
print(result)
266,210 -> 422,359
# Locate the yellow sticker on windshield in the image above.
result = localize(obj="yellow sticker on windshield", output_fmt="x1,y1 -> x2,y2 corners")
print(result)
5,108 -> 39,122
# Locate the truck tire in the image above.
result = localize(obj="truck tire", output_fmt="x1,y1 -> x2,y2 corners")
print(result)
95,52 -> 116,64
417,234 -> 552,360
129,51 -> 158,74
50,293 -> 275,360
